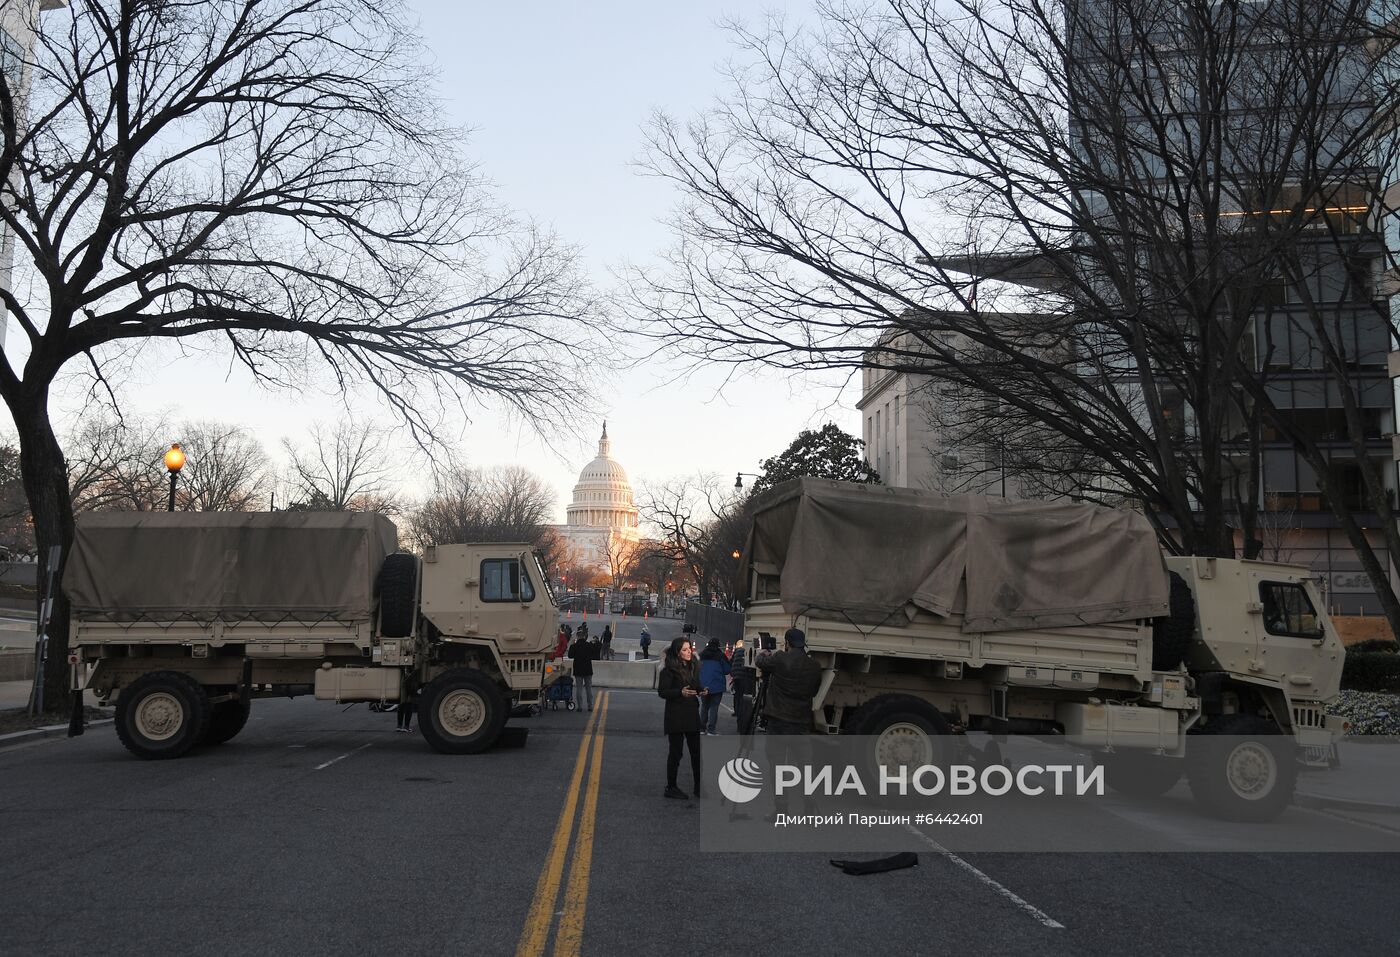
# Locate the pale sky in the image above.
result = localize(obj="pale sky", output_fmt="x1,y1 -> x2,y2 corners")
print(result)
34,0 -> 855,521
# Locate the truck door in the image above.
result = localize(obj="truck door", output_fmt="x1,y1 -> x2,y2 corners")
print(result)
475,554 -> 541,645
1252,574 -> 1334,700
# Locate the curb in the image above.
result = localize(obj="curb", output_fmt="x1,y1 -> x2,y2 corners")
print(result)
0,718 -> 112,751
1294,790 -> 1400,815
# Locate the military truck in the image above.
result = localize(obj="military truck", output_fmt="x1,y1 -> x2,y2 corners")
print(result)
735,479 -> 1347,821
63,512 -> 557,759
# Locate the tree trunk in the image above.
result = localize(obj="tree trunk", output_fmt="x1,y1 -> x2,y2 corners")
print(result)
13,391 -> 75,715
1310,455 -> 1400,639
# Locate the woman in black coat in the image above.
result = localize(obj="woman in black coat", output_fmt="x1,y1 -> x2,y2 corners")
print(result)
657,635 -> 705,799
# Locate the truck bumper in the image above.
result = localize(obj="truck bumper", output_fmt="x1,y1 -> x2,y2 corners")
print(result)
1297,721 -> 1343,768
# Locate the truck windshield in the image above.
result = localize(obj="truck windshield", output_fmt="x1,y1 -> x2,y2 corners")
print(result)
533,553 -> 556,607
1259,581 -> 1324,638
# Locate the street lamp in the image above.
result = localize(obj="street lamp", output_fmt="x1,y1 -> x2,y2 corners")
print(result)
735,472 -> 761,490
163,443 -> 186,512
731,548 -> 741,560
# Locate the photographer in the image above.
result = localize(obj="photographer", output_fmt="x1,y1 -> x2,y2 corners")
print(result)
756,627 -> 822,734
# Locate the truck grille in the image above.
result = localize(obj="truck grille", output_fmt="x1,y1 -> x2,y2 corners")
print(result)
1291,704 -> 1326,729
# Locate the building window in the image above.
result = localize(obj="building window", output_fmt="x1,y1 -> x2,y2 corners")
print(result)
0,28 -> 21,87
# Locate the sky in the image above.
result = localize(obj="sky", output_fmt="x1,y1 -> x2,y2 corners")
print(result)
37,0 -> 854,521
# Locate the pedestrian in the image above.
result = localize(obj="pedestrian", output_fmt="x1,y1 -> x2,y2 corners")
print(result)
396,678 -> 414,734
699,637 -> 731,735
729,638 -> 752,729
550,625 -> 569,661
639,626 -> 652,660
570,633 -> 596,712
657,635 -> 704,799
601,624 -> 614,661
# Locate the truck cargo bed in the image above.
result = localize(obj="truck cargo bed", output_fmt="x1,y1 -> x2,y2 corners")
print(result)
744,600 -> 1150,679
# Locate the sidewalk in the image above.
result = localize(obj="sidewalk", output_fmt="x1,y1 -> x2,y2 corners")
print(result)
1295,739 -> 1400,813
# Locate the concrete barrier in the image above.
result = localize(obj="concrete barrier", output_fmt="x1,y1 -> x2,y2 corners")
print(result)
0,562 -> 38,586
593,658 -> 662,690
0,649 -> 35,682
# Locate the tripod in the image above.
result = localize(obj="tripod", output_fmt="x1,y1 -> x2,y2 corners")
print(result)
739,674 -> 768,737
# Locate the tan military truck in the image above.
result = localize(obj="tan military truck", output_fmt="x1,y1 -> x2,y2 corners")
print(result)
736,479 -> 1347,821
63,512 -> 557,759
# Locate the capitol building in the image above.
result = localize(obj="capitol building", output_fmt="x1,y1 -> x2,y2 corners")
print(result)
555,423 -> 640,572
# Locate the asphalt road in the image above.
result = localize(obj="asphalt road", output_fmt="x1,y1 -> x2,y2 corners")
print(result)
3,690 -> 1398,957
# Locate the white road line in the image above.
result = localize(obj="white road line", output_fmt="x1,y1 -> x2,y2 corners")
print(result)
903,824 -> 1065,929
314,742 -> 372,771
1296,804 -> 1400,838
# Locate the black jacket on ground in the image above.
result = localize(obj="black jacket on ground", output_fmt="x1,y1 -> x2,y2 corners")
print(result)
569,639 -> 595,677
657,658 -> 703,734
757,648 -> 823,725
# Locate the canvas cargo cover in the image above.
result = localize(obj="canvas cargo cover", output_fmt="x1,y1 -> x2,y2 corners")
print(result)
742,479 -> 1169,632
64,512 -> 399,621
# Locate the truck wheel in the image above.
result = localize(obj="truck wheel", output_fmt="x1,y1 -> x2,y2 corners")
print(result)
849,695 -> 953,773
378,552 -> 419,639
1186,714 -> 1297,822
1101,751 -> 1183,798
1151,571 -> 1195,671
115,671 -> 212,760
203,696 -> 252,746
419,668 -> 507,754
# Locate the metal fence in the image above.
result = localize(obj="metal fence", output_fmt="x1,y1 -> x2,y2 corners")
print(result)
683,603 -> 745,645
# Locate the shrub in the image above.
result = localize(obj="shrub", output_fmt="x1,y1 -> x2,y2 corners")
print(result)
1347,638 -> 1399,655
1341,652 -> 1400,693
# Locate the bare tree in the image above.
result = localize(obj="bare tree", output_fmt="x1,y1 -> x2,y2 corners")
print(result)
68,414 -> 269,512
633,547 -> 685,606
283,422 -> 398,512
66,415 -> 168,513
177,421 -> 269,512
407,464 -> 556,553
631,0 -> 1400,633
0,444 -> 34,557
602,531 -> 644,593
638,474 -> 745,606
0,0 -> 605,709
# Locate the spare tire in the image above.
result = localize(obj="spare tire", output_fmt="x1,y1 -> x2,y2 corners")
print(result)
1151,571 -> 1195,671
378,552 -> 419,638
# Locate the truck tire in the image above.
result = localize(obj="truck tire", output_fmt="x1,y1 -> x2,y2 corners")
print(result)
203,696 -> 252,746
848,695 -> 953,773
1151,571 -> 1195,671
1101,751 -> 1183,798
378,552 -> 418,639
418,668 -> 507,754
115,671 -> 212,760
1186,714 -> 1297,822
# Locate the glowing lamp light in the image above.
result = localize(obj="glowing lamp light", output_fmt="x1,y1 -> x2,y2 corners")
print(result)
164,443 -> 186,473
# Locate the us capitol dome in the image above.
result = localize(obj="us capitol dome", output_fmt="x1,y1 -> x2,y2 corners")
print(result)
556,423 -> 640,570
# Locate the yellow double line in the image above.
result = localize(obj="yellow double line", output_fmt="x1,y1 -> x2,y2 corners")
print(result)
515,691 -> 609,957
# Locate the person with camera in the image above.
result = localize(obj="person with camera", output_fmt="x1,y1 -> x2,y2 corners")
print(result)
757,628 -> 823,814
756,627 -> 822,735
